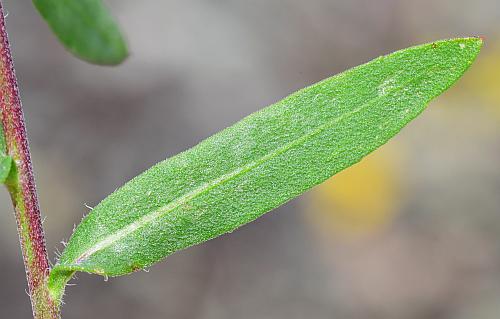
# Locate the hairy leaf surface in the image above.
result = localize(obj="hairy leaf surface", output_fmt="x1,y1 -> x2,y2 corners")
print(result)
49,38 -> 482,301
33,0 -> 128,65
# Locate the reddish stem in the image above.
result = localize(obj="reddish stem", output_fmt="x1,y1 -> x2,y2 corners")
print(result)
0,2 -> 60,318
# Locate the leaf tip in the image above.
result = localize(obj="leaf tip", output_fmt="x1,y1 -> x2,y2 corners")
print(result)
456,36 -> 483,54
33,0 -> 129,66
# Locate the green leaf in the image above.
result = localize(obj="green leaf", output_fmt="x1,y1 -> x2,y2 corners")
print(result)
49,38 -> 482,301
33,0 -> 128,65
0,156 -> 12,184
0,122 -> 12,184
0,121 -> 5,154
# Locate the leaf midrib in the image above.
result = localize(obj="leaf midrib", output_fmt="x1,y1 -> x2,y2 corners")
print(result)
70,70 -> 427,266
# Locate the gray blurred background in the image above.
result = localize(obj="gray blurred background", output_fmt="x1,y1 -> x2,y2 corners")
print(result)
1,0 -> 500,318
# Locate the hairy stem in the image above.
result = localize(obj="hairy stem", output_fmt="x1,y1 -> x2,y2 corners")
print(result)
0,2 -> 60,318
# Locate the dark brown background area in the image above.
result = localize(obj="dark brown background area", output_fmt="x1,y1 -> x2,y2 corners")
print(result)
1,0 -> 500,318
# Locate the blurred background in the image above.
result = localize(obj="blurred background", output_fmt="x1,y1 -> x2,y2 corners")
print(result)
1,0 -> 499,318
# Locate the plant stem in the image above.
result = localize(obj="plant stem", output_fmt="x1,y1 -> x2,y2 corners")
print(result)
0,2 -> 60,318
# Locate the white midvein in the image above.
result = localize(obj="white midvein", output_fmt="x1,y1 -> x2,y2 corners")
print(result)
73,72 -> 428,265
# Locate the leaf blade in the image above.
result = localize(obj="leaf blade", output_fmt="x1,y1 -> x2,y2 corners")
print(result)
49,38 -> 482,300
33,0 -> 128,65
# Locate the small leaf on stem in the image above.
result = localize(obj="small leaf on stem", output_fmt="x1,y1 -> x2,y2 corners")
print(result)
0,156 -> 12,184
0,122 -> 12,183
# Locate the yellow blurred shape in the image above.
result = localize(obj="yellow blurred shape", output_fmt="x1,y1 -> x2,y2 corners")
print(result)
305,145 -> 403,238
463,39 -> 500,119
